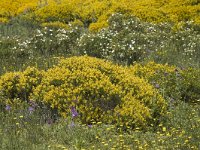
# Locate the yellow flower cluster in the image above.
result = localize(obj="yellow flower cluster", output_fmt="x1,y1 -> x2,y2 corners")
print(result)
0,67 -> 43,101
41,21 -> 70,29
0,56 -> 166,128
1,0 -> 199,29
130,61 -> 176,79
0,0 -> 38,23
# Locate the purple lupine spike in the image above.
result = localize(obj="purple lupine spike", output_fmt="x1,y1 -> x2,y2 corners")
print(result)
70,106 -> 78,118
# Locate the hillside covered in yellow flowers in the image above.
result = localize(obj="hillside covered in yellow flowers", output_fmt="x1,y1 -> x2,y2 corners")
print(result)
0,0 -> 200,30
0,0 -> 200,149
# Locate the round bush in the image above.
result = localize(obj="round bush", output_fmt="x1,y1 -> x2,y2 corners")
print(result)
30,56 -> 166,128
0,56 -> 166,128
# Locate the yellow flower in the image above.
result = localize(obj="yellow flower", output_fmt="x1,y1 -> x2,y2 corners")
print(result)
162,127 -> 166,132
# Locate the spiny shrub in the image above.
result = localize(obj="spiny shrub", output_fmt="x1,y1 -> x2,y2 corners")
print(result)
0,0 -> 38,23
0,67 -> 43,101
2,0 -> 200,29
130,62 -> 200,104
0,56 -> 166,128
31,56 -> 166,128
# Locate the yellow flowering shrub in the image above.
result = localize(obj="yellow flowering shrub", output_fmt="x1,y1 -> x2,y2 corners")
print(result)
0,67 -> 43,101
41,21 -> 70,29
130,62 -> 176,79
69,19 -> 84,27
130,62 -> 200,104
1,0 -> 199,28
0,71 -> 21,100
0,17 -> 8,23
0,56 -> 167,128
33,2 -> 76,23
29,56 -> 166,127
89,21 -> 108,32
0,0 -> 38,21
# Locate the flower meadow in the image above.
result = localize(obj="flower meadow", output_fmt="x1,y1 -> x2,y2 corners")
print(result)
0,1 -> 200,150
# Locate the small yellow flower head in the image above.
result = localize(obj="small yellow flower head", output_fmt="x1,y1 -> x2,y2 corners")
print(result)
162,127 -> 166,132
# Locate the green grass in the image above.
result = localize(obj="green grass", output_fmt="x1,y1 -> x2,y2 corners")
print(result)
0,101 -> 199,150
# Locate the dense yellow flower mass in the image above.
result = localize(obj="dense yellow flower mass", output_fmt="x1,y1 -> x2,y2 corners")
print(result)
0,67 -> 43,100
0,0 -> 38,22
0,0 -> 199,29
0,56 -> 166,128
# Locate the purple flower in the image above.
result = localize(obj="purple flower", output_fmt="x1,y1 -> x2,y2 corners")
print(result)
28,106 -> 35,113
88,124 -> 92,128
70,106 -> 78,118
5,105 -> 11,111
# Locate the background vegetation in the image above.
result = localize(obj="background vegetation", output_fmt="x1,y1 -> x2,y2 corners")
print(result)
0,0 -> 200,30
0,0 -> 200,149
